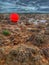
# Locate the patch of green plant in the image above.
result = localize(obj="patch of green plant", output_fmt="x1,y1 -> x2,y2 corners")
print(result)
2,30 -> 11,36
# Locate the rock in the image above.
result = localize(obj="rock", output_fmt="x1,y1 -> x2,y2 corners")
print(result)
45,28 -> 49,35
27,28 -> 40,32
5,45 -> 48,65
0,39 -> 4,46
28,18 -> 34,24
40,20 -> 47,23
0,48 -> 5,64
42,48 -> 49,58
34,33 -> 47,46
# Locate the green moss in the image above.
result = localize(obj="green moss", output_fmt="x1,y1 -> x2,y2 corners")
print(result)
2,30 -> 11,36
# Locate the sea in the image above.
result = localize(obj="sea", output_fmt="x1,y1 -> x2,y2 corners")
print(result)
0,0 -> 49,13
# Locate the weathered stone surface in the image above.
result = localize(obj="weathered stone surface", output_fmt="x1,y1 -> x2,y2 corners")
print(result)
0,14 -> 49,65
0,44 -> 48,65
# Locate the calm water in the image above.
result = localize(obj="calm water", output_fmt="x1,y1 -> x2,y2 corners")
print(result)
0,0 -> 49,13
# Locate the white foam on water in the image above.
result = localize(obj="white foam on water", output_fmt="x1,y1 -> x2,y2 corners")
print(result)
40,6 -> 49,9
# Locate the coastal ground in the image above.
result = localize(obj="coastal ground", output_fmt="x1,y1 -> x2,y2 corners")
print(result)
0,14 -> 49,65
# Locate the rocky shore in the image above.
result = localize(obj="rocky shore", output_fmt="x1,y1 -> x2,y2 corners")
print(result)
0,14 -> 49,65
